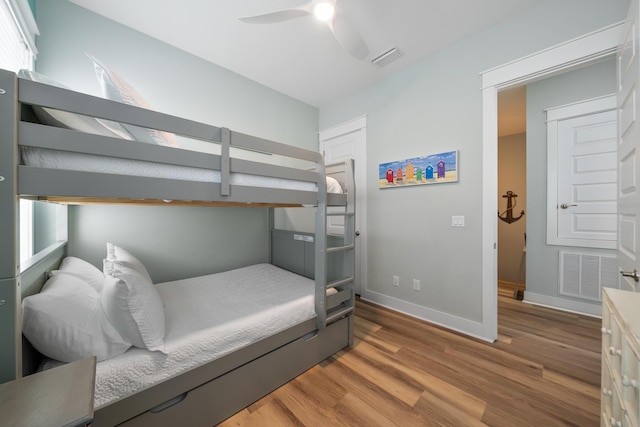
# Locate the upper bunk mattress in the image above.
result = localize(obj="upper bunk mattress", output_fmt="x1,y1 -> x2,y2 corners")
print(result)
84,263 -> 316,407
20,147 -> 344,193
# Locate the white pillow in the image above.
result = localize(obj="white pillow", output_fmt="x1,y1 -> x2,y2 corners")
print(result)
326,176 -> 343,194
50,256 -> 105,293
17,69 -> 133,140
87,55 -> 178,148
22,274 -> 131,363
105,242 -> 152,283
101,263 -> 166,352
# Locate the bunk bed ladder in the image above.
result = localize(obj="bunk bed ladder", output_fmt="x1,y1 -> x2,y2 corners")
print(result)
315,160 -> 356,332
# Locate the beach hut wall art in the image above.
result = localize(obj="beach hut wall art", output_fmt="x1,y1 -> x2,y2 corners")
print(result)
379,150 -> 458,188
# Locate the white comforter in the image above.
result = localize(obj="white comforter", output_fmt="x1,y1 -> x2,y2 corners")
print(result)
91,264 -> 316,407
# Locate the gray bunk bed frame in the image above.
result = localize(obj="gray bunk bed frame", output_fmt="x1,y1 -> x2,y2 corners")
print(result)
0,68 -> 356,426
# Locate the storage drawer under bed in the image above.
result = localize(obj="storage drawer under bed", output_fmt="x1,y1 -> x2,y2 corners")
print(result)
115,316 -> 350,426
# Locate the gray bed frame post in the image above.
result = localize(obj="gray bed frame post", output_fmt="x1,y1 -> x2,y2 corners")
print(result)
267,207 -> 274,264
314,155 -> 328,330
220,127 -> 230,196
343,159 -> 356,346
0,69 -> 22,383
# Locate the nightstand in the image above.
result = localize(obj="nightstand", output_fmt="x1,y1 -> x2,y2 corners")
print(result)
0,356 -> 96,427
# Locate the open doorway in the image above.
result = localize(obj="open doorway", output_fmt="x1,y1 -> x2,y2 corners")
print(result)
496,59 -> 617,308
497,87 -> 527,300
480,24 -> 623,342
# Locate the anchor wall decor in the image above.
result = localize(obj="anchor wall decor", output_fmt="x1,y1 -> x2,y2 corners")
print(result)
498,190 -> 525,224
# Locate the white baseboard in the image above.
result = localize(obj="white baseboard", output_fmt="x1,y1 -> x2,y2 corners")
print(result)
359,289 -> 494,342
523,291 -> 602,318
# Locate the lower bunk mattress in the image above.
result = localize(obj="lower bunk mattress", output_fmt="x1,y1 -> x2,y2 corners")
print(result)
42,263 -> 321,408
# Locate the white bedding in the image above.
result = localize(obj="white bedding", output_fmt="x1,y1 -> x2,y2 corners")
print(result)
21,147 -> 343,193
84,263 -> 316,407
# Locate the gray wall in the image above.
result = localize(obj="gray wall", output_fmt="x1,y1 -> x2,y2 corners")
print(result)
525,57 -> 617,310
498,133 -> 526,283
319,0 -> 628,325
33,0 -> 319,281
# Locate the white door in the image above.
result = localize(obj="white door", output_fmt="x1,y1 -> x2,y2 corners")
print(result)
319,116 -> 367,295
618,0 -> 640,292
547,96 -> 617,249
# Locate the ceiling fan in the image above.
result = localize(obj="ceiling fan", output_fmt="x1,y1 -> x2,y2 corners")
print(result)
239,0 -> 370,60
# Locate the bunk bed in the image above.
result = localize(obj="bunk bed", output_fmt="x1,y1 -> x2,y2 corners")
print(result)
0,68 -> 356,426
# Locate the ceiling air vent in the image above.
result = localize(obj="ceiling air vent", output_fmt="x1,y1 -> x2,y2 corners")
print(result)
371,46 -> 403,68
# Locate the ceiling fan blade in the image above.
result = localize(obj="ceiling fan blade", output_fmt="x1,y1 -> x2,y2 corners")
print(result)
329,11 -> 369,60
239,8 -> 311,24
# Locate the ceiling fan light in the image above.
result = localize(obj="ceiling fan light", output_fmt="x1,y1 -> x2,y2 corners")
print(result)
313,2 -> 335,22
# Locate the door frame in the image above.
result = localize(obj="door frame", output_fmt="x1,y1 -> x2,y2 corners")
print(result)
479,22 -> 624,341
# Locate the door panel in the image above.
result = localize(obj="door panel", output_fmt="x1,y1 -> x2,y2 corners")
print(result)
547,97 -> 618,248
618,0 -> 640,292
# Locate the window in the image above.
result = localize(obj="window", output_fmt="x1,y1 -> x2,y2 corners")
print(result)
0,0 -> 38,72
1,0 -> 39,264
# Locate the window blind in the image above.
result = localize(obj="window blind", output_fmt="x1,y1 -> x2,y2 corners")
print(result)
0,0 -> 38,72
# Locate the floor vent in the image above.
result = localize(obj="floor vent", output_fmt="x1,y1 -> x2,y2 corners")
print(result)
559,251 -> 618,301
371,46 -> 403,68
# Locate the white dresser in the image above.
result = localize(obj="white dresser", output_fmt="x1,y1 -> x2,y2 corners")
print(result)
602,288 -> 640,427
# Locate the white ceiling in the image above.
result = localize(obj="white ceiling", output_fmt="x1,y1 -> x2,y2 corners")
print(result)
68,0 -> 544,109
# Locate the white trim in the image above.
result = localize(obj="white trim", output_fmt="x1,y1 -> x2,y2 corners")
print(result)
319,115 -> 367,140
482,85 -> 499,342
481,23 -> 624,89
360,290 -> 493,343
545,94 -> 617,121
480,22 -> 624,342
19,199 -> 32,264
523,291 -> 602,317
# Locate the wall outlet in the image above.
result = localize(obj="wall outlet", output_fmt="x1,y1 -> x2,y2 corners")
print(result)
413,279 -> 421,291
392,275 -> 400,287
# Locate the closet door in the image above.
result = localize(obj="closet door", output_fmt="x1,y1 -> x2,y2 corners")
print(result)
618,0 -> 640,292
319,116 -> 367,295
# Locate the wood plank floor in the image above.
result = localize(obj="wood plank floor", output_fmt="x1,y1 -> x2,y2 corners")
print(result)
219,293 -> 602,426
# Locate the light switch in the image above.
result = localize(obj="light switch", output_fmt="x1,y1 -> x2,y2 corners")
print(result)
452,216 -> 465,227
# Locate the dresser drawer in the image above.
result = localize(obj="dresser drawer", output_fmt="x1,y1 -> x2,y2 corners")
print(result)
622,335 -> 640,426
603,362 -> 614,422
601,289 -> 640,427
607,315 -> 624,378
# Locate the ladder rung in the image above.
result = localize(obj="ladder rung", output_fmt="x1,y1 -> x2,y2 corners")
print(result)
326,306 -> 354,324
326,212 -> 355,217
327,289 -> 352,307
326,276 -> 354,288
327,244 -> 354,253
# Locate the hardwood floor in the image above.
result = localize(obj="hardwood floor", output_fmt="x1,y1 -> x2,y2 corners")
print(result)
219,293 -> 602,426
